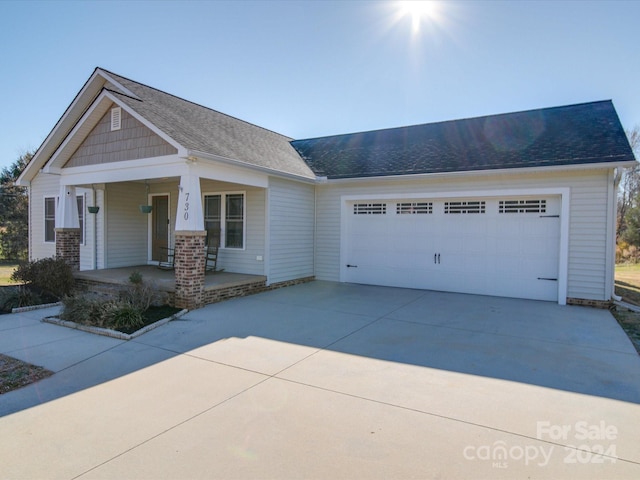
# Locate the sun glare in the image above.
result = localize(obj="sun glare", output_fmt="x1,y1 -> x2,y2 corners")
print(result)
398,1 -> 438,33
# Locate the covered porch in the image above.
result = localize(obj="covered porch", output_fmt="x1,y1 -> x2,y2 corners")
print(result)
74,266 -> 267,307
54,155 -> 270,309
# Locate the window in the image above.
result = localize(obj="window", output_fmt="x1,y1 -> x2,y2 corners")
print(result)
499,199 -> 546,214
353,203 -> 387,215
44,195 -> 85,243
225,194 -> 244,248
204,193 -> 245,249
444,201 -> 486,214
77,195 -> 85,244
396,202 -> 433,214
44,197 -> 56,242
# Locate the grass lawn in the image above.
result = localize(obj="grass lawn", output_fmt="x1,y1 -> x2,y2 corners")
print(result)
613,264 -> 640,354
615,263 -> 640,305
0,262 -> 18,286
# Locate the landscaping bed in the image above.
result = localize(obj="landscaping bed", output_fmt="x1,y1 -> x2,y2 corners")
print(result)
0,354 -> 53,395
44,305 -> 185,340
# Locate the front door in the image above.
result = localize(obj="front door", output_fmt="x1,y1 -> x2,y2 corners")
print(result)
152,195 -> 169,262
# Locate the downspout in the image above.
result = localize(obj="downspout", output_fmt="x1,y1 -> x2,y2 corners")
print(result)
313,184 -> 317,279
612,168 -> 622,301
26,180 -> 32,261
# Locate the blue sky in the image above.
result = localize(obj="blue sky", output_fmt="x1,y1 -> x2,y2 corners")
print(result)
1,0 -> 638,171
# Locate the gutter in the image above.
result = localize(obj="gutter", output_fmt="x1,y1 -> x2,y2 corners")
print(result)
321,160 -> 638,184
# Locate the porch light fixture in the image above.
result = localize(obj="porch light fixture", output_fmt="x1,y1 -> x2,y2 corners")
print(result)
140,180 -> 153,214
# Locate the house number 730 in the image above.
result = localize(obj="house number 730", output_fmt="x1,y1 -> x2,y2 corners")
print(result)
183,192 -> 190,220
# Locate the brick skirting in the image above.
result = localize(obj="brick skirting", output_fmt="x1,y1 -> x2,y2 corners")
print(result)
202,276 -> 315,306
76,275 -> 315,310
566,297 -> 613,309
74,278 -> 174,306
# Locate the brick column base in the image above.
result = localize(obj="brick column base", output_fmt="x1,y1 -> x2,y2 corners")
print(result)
55,228 -> 81,271
174,230 -> 206,310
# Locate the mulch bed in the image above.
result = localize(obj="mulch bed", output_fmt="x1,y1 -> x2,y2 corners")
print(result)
0,354 -> 53,395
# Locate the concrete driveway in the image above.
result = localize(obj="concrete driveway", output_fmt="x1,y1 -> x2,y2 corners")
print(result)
1,281 -> 640,479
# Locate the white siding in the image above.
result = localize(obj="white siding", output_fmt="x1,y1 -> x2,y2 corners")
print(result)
268,177 -> 315,284
315,169 -> 614,301
200,179 -> 266,275
28,172 -> 59,261
104,182 -> 148,267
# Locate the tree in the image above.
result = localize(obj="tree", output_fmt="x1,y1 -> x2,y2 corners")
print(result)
0,152 -> 31,261
617,127 -> 640,241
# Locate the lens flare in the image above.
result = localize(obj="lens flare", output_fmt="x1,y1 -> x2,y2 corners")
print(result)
398,1 -> 438,33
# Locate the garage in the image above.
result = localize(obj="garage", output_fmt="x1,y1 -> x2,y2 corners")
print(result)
343,195 -> 561,301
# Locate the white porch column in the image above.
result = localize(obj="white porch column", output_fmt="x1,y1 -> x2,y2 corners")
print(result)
56,185 -> 80,229
55,185 -> 81,271
175,172 -> 204,232
174,170 -> 206,310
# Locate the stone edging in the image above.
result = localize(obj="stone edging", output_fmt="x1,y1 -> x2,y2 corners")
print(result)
42,309 -> 189,340
12,302 -> 63,313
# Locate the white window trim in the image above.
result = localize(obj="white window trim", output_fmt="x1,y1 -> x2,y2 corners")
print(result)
44,196 -> 56,243
202,190 -> 246,250
43,195 -> 86,245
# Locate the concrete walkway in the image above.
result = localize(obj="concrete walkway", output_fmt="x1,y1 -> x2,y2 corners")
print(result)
1,281 -> 639,479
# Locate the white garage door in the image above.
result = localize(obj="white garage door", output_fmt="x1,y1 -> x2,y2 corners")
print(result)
344,196 -> 561,301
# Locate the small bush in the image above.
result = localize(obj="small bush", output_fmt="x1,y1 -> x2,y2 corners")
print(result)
60,294 -> 107,327
128,270 -> 143,285
11,257 -> 74,299
61,295 -> 147,331
0,286 -> 42,312
119,281 -> 156,311
104,301 -> 145,330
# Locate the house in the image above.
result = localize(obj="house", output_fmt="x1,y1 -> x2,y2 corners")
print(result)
17,68 -> 636,309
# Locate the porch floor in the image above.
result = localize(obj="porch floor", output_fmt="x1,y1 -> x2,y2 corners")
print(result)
74,265 -> 266,293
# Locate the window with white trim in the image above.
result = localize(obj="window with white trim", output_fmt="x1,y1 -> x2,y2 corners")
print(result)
204,192 -> 245,249
76,195 -> 85,244
44,197 -> 56,242
43,195 -> 85,244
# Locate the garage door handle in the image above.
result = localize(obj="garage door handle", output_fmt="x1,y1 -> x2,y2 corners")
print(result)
537,277 -> 557,281
346,264 -> 358,268
434,253 -> 441,264
438,254 -> 441,264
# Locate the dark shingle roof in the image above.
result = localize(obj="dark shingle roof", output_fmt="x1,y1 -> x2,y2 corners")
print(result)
101,69 -> 315,179
290,101 -> 635,179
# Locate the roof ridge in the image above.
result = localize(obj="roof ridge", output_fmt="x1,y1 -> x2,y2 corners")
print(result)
292,100 -> 614,143
97,67 -> 293,141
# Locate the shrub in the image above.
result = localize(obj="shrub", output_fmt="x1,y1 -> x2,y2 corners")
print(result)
119,281 -> 156,311
103,301 -> 145,330
0,286 -> 42,312
60,294 -> 107,327
128,270 -> 143,285
11,257 -> 74,299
